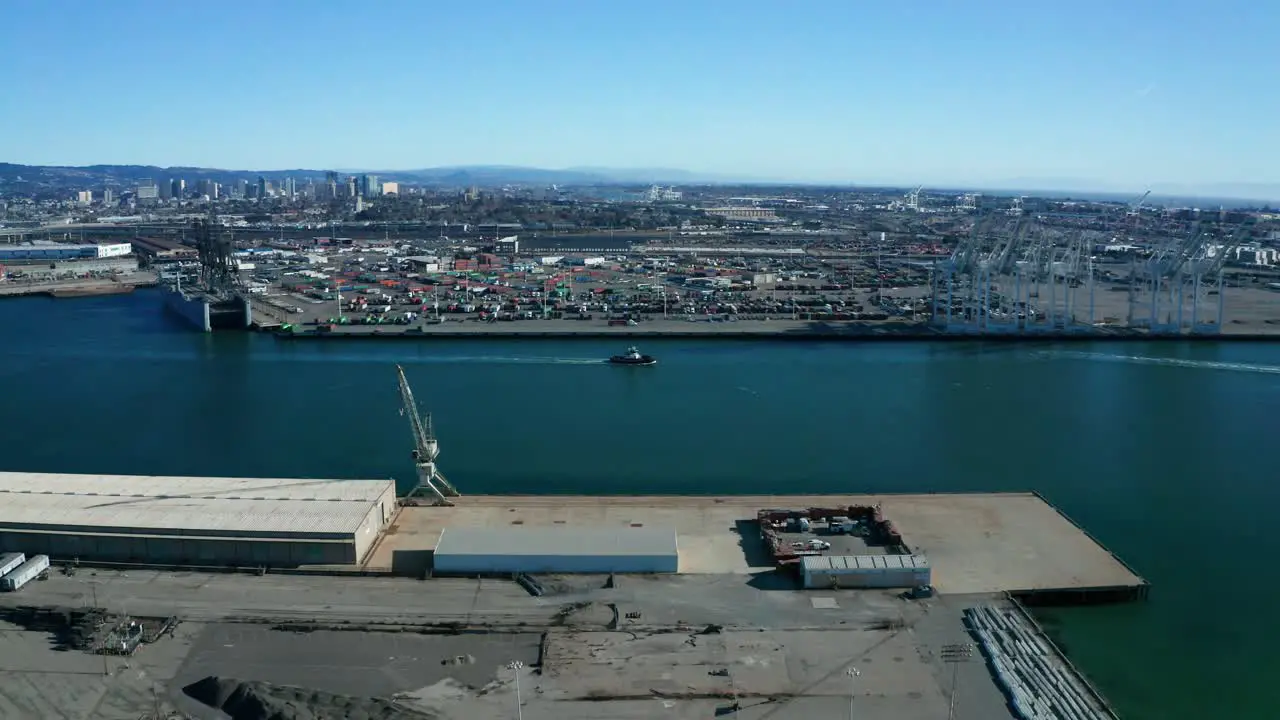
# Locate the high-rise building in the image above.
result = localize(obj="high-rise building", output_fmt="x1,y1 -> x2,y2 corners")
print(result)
257,176 -> 268,199
171,179 -> 185,199
284,177 -> 296,198
159,180 -> 172,200
136,180 -> 159,200
381,181 -> 399,195
76,190 -> 93,204
361,174 -> 379,197
102,188 -> 114,204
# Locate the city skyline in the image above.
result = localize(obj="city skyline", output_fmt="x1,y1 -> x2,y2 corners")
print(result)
2,0 -> 1276,193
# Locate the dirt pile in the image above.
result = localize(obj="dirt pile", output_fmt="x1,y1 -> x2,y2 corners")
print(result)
183,676 -> 437,720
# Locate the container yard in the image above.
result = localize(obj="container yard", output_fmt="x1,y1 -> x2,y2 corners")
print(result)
176,211 -> 1280,340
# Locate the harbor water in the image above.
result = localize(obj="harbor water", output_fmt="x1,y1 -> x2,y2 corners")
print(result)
1,287 -> 1277,718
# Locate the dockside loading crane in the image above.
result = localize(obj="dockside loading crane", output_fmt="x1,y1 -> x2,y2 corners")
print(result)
396,364 -> 461,505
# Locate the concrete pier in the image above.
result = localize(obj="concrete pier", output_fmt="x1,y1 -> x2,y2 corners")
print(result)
368,492 -> 1147,600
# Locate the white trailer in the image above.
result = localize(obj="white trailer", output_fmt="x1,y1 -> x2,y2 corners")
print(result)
0,552 -> 25,578
0,554 -> 49,592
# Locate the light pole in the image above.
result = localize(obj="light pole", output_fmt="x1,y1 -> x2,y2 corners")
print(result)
941,643 -> 973,720
846,666 -> 860,720
507,660 -> 524,720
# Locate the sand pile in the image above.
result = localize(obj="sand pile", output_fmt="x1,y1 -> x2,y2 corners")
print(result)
183,676 -> 437,720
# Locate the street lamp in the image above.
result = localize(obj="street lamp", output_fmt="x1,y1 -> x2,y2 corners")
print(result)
507,660 -> 524,720
846,667 -> 860,720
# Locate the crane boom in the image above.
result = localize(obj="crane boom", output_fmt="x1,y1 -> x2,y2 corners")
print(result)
398,364 -> 434,455
396,364 -> 460,503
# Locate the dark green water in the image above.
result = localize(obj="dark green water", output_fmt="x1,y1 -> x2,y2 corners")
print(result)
3,288 -> 1278,718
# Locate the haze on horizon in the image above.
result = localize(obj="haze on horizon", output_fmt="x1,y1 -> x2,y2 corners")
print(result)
2,0 -> 1276,197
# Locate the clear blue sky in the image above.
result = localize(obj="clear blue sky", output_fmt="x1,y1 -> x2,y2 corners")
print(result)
2,0 -> 1275,191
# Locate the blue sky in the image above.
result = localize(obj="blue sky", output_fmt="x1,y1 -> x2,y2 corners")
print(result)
2,0 -> 1275,192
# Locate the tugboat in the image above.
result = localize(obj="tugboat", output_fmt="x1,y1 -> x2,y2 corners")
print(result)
609,346 -> 657,366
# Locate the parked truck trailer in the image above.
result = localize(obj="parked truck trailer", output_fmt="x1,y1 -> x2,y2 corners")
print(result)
0,554 -> 49,591
0,552 -> 25,578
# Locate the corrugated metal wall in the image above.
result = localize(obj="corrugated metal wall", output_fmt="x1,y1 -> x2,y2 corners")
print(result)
805,569 -> 931,589
0,530 -> 356,567
433,552 -> 678,575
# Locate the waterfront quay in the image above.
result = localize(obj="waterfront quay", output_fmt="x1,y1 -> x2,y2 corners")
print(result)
0,480 -> 1133,719
0,471 -> 1145,601
0,272 -> 158,299
368,493 -> 1146,601
270,315 -> 1280,341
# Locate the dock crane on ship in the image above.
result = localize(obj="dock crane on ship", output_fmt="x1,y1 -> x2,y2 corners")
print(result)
396,364 -> 461,505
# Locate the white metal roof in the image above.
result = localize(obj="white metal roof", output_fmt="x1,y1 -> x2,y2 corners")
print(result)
434,526 -> 679,558
801,554 -> 931,572
0,472 -> 394,539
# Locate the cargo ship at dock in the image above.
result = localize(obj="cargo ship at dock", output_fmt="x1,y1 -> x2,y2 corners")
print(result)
163,283 -> 251,332
163,212 -> 253,332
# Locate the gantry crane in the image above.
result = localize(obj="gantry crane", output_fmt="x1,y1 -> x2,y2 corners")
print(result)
1190,221 -> 1254,333
396,364 -> 460,504
1137,222 -> 1207,333
1126,190 -> 1151,217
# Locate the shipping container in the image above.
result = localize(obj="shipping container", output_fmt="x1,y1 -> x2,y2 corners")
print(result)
1,554 -> 50,591
0,552 -> 25,578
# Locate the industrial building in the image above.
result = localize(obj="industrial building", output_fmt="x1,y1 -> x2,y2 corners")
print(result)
800,554 -> 931,589
432,526 -> 679,574
0,242 -> 132,262
0,472 -> 396,568
129,236 -> 198,262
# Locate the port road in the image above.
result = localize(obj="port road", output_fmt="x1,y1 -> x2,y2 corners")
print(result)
0,568 -> 1022,720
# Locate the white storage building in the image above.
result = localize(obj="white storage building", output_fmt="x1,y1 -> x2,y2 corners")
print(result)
433,526 -> 679,574
801,554 -> 931,589
0,472 -> 397,568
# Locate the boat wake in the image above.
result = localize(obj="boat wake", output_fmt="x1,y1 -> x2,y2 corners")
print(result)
1040,350 -> 1280,375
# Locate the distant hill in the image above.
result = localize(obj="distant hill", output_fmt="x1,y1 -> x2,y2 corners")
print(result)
0,162 -> 762,189
0,163 -> 327,189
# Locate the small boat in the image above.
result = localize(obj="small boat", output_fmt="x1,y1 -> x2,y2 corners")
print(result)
609,346 -> 657,366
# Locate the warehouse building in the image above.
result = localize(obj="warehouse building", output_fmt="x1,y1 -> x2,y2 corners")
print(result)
0,472 -> 396,567
0,242 -> 132,262
433,526 -> 679,574
800,554 -> 931,589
